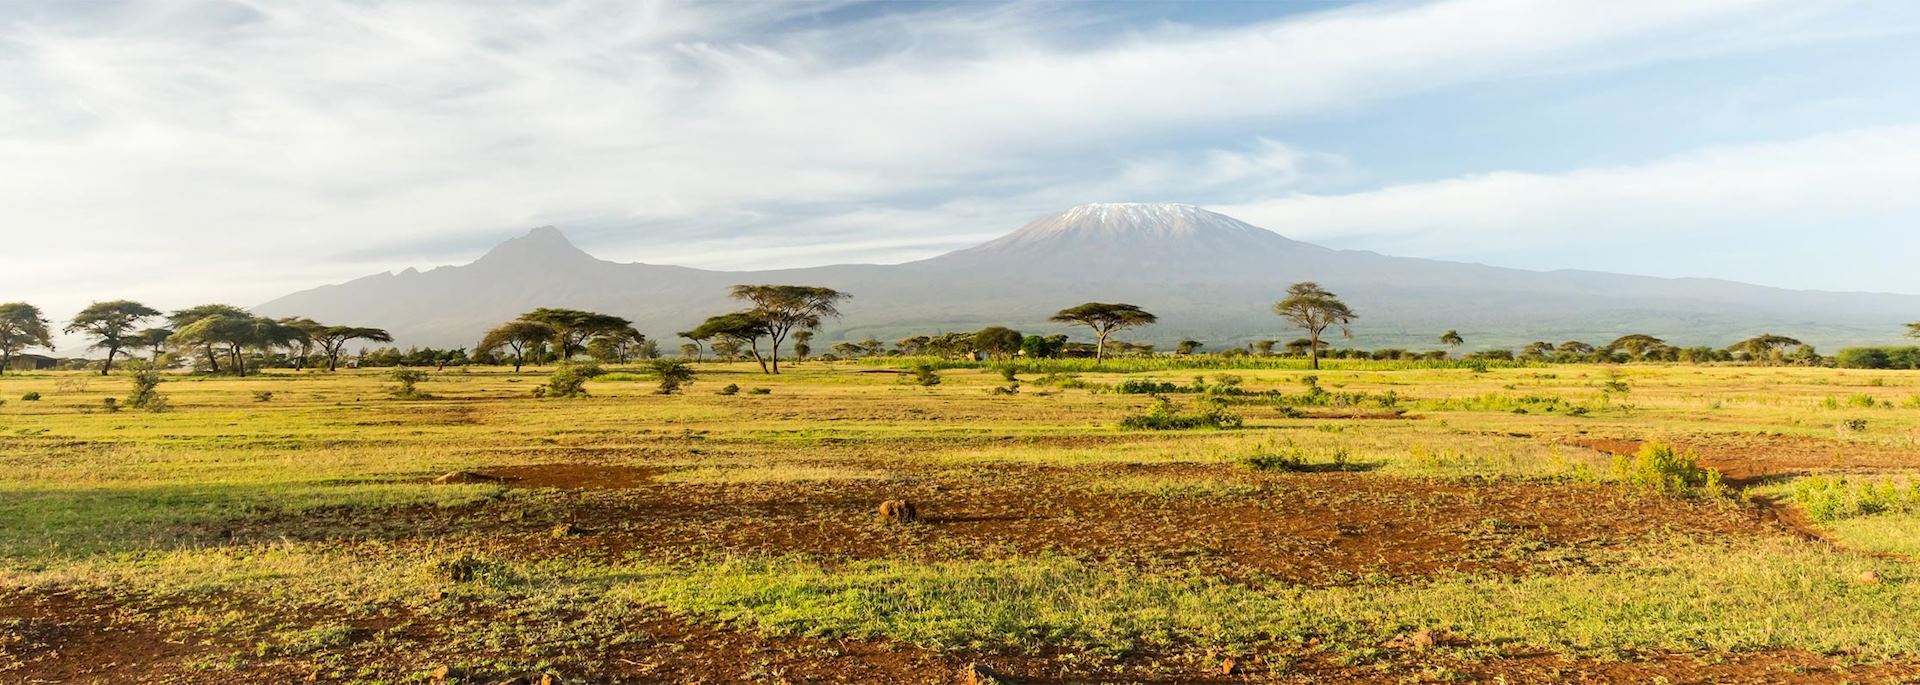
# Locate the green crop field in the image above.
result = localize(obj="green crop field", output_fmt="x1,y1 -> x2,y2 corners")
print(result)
6,361 -> 1920,683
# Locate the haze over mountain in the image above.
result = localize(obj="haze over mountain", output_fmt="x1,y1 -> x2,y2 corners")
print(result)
257,204 -> 1920,351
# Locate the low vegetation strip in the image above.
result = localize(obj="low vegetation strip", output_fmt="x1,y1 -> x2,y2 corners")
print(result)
623,537 -> 1910,657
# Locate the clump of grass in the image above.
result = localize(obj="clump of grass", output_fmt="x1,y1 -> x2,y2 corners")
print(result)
1120,397 -> 1243,430
747,387 -> 771,395
1241,448 -> 1359,473
1792,475 -> 1920,523
1610,442 -> 1724,498
20,391 -> 40,401
1091,475 -> 1258,498
251,390 -> 273,402
716,383 -> 740,396
1031,372 -> 1095,389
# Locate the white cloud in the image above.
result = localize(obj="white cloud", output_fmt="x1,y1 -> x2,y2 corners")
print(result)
0,0 -> 1882,324
1213,124 -> 1920,291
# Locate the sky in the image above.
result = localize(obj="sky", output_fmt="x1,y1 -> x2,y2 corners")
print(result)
6,0 -> 1920,334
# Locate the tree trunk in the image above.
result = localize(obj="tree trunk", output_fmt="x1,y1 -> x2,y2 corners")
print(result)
203,344 -> 220,374
769,333 -> 783,374
1309,331 -> 1321,371
1,351 -> 10,375
101,347 -> 117,375
1094,330 -> 1108,366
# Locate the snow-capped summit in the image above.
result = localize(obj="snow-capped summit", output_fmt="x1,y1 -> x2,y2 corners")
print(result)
925,202 -> 1318,272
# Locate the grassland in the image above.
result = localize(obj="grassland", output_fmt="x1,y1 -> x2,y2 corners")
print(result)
5,361 -> 1920,683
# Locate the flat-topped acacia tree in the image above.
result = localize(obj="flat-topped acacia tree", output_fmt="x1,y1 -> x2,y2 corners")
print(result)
518,308 -> 630,362
1273,282 -> 1355,371
168,304 -> 251,373
313,325 -> 395,371
690,311 -> 774,373
1049,303 -> 1157,365
1907,322 -> 1920,340
66,300 -> 161,375
728,285 -> 849,374
0,303 -> 54,375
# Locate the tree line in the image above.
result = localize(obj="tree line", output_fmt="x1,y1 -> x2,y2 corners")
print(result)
6,283 -> 1917,375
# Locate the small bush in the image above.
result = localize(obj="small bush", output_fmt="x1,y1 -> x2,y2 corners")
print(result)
748,387 -> 771,395
716,383 -> 740,396
649,359 -> 695,395
1610,442 -> 1723,497
388,368 -> 433,399
1792,475 -> 1920,522
545,364 -> 604,398
21,392 -> 40,401
252,391 -> 274,403
1120,397 -> 1243,430
100,397 -> 120,413
126,370 -> 169,412
900,364 -> 941,387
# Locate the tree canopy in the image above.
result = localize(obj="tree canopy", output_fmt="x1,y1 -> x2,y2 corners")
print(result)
311,325 -> 394,372
0,303 -> 54,375
727,285 -> 849,373
1440,330 -> 1464,348
1049,302 -> 1156,364
518,308 -> 631,361
1272,282 -> 1355,370
973,326 -> 1023,359
690,311 -> 774,372
66,300 -> 161,375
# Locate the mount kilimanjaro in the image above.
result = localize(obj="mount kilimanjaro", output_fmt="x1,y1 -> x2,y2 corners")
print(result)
256,203 -> 1920,350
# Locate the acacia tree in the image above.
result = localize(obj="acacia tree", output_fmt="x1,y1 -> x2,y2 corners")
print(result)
131,328 -> 173,365
973,326 -> 1023,360
1907,322 -> 1920,340
279,317 -> 326,370
1049,303 -> 1157,365
478,321 -> 554,372
311,326 -> 394,372
1729,333 -> 1804,364
690,312 -> 774,372
792,330 -> 814,361
519,308 -> 630,362
1609,334 -> 1667,361
587,326 -> 648,363
0,303 -> 54,375
1521,341 -> 1555,359
1273,282 -> 1356,371
168,305 -> 250,373
1175,339 -> 1203,356
1440,330 -> 1464,351
728,285 -> 849,374
67,300 -> 161,375
170,315 -> 304,377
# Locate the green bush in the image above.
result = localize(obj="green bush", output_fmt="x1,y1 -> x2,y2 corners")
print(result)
543,364 -> 603,398
649,359 -> 695,395
900,364 -> 941,387
21,392 -> 40,401
1120,398 -> 1243,430
716,383 -> 740,396
126,370 -> 169,412
1609,442 -> 1724,497
1792,475 -> 1920,522
1836,346 -> 1920,370
388,368 -> 433,399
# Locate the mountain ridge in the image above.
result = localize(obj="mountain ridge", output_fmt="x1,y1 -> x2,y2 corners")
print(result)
256,203 -> 1920,350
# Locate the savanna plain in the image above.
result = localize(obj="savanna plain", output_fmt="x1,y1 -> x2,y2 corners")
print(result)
7,360 -> 1920,684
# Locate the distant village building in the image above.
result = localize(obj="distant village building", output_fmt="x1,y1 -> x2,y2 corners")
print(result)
5,354 -> 59,371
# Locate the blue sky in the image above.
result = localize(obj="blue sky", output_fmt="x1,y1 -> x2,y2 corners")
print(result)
5,0 -> 1920,325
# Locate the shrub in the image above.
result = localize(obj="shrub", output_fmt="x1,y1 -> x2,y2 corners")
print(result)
100,397 -> 120,413
1120,397 -> 1243,430
1792,475 -> 1920,522
544,363 -> 604,398
388,368 -> 432,399
716,383 -> 740,396
126,370 -> 169,412
748,387 -> 771,395
1610,442 -> 1724,497
994,364 -> 1019,383
252,391 -> 274,403
901,364 -> 941,387
649,359 -> 695,395
21,392 -> 40,401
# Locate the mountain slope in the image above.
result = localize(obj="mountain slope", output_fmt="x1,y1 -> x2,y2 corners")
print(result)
255,204 -> 1920,350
